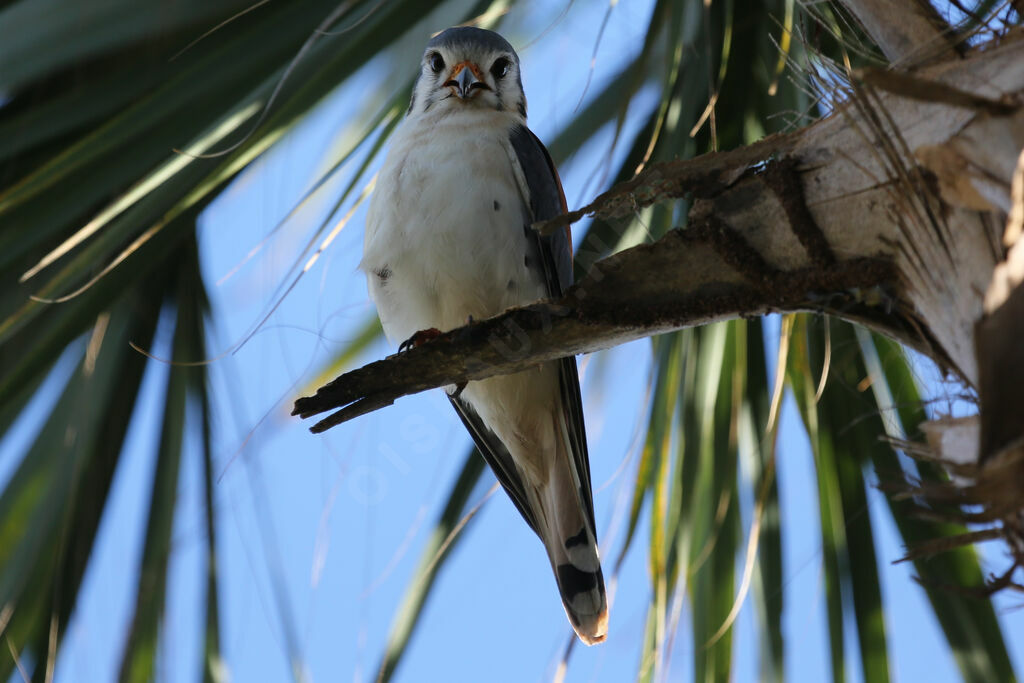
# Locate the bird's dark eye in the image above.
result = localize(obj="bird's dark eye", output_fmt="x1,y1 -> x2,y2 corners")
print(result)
428,52 -> 445,73
490,57 -> 510,79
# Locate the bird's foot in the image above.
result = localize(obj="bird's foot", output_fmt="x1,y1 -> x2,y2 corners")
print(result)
399,327 -> 442,353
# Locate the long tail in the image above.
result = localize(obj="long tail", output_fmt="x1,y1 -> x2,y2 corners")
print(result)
533,414 -> 608,645
448,370 -> 607,643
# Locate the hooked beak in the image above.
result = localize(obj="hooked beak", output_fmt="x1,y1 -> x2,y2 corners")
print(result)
444,63 -> 489,100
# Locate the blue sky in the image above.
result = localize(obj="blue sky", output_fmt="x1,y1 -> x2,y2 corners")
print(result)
7,0 -> 1020,681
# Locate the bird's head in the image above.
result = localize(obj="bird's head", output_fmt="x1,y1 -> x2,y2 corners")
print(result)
408,27 -> 526,120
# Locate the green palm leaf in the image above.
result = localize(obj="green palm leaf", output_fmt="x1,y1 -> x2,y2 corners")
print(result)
0,0 -> 1019,680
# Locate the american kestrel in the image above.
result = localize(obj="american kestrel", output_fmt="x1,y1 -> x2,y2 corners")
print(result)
360,27 -> 608,644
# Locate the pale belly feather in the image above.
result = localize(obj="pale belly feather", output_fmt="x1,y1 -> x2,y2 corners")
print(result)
361,109 -> 559,479
363,109 -> 546,342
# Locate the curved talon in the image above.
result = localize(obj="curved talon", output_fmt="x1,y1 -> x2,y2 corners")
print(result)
399,327 -> 442,353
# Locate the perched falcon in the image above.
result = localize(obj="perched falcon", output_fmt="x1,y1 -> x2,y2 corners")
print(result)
361,27 -> 608,644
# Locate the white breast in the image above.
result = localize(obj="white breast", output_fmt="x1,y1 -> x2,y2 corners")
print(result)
361,108 -> 546,346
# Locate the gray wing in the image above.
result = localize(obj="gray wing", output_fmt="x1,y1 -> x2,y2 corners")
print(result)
450,124 -> 595,534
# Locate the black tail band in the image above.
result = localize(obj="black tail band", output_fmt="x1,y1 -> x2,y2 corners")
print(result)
556,564 -> 604,598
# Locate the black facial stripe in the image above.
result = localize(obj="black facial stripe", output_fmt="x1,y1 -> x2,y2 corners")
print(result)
412,29 -> 526,118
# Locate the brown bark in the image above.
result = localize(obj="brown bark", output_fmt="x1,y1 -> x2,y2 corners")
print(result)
294,206 -> 902,432
295,30 -> 1024,462
838,0 -> 958,64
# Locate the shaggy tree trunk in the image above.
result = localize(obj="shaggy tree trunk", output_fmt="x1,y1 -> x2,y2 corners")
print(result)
296,14 -> 1024,476
840,0 -> 957,64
